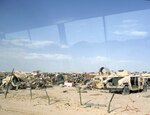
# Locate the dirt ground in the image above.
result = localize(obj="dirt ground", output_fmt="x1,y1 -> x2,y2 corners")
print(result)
0,86 -> 150,115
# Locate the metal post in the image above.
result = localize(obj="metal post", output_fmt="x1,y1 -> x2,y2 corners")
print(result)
108,93 -> 115,113
30,84 -> 32,100
45,88 -> 50,105
78,87 -> 82,105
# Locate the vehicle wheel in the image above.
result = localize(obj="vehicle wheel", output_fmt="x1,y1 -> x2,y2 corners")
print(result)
143,84 -> 147,92
122,86 -> 130,95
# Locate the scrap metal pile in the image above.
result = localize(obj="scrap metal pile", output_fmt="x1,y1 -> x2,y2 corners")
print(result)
0,69 -> 93,91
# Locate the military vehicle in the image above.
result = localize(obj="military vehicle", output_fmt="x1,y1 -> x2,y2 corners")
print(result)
92,67 -> 131,89
104,75 -> 147,94
92,67 -> 114,89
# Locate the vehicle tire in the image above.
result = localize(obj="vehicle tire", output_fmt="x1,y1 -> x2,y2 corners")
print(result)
143,84 -> 147,92
122,86 -> 130,95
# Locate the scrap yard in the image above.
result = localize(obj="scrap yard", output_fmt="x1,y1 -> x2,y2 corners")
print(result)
0,67 -> 150,115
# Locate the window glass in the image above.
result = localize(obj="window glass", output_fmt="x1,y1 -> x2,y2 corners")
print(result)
30,25 -> 59,42
65,17 -> 105,45
105,9 -> 150,71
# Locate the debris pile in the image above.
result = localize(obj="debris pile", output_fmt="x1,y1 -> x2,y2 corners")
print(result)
0,70 -> 93,91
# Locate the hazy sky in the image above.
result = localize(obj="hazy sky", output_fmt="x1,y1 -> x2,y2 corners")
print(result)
0,1 -> 150,72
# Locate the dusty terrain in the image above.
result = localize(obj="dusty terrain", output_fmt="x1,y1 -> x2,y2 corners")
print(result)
0,86 -> 150,115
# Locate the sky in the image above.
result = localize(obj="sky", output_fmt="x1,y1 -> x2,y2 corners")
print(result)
0,1 -> 150,72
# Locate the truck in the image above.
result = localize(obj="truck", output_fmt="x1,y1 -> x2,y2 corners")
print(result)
104,75 -> 147,95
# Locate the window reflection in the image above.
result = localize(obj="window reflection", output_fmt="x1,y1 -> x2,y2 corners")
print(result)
65,17 -> 105,45
5,30 -> 29,40
105,9 -> 150,71
0,9 -> 150,72
30,25 -> 59,42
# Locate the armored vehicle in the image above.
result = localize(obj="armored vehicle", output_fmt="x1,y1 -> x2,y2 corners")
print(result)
104,75 -> 147,94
